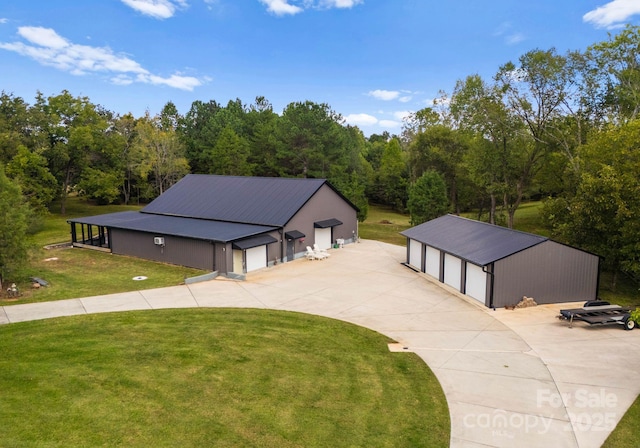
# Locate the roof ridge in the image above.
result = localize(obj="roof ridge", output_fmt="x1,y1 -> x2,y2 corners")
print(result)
443,214 -> 548,240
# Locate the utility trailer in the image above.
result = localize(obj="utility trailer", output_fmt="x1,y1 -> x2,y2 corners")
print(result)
559,301 -> 636,330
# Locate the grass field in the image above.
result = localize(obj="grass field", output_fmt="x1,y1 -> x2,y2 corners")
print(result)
2,197 -> 205,304
0,309 -> 450,447
2,198 -> 638,447
358,204 -> 411,246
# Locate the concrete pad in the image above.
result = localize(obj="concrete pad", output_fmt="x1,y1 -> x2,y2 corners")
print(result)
336,292 -> 446,318
439,350 -> 552,381
463,330 -> 532,352
449,402 -> 577,448
340,312 -> 420,334
553,382 -> 634,448
412,348 -> 460,370
190,280 -> 266,309
235,283 -> 312,308
1,238 -> 638,448
436,368 -> 564,420
3,299 -> 86,322
140,285 -> 198,309
278,294 -> 370,319
390,330 -> 487,350
81,292 -> 151,314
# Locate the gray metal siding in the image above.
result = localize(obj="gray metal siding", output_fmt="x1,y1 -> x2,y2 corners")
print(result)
285,184 -> 358,248
111,229 -> 215,271
493,241 -> 599,307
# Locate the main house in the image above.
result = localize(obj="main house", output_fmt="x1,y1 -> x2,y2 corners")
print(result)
68,175 -> 359,278
401,214 -> 600,308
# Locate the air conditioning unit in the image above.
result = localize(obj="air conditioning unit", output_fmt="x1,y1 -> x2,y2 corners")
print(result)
154,237 -> 165,246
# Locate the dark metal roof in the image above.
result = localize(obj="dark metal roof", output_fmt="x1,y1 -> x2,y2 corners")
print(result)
141,174 -> 339,226
284,230 -> 305,240
232,234 -> 278,250
400,214 -> 548,266
69,211 -> 278,243
314,218 -> 343,228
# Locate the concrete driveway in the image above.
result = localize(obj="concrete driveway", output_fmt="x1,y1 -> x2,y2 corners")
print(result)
1,239 -> 639,447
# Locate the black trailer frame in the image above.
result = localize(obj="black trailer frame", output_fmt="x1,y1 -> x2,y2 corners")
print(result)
559,301 -> 635,330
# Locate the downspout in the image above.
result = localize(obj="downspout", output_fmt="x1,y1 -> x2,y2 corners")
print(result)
595,256 -> 602,300
483,263 -> 496,309
279,228 -> 284,263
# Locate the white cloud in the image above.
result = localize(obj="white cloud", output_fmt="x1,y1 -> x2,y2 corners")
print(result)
204,0 -> 219,10
344,113 -> 378,126
321,0 -> 363,8
583,0 -> 640,29
493,21 -> 526,45
399,95 -> 412,103
18,26 -> 69,49
378,119 -> 401,128
0,26 -> 204,91
137,72 -> 203,90
506,33 -> 525,45
392,111 -> 412,121
120,0 -> 188,19
259,0 -> 303,16
259,0 -> 363,16
0,18 -> 8,24
368,89 -> 400,101
111,74 -> 135,85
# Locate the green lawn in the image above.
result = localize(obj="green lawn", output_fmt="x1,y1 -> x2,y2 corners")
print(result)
2,197 -> 205,304
359,204 -> 411,246
2,200 -> 638,448
0,309 -> 450,447
17,249 -> 204,303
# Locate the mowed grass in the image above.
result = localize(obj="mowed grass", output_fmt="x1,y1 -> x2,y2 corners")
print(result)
359,205 -> 411,246
2,197 -> 205,304
17,249 -> 204,303
0,309 -> 450,447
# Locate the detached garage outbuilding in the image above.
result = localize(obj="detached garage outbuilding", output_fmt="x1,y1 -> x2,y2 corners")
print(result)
401,215 -> 600,308
69,175 -> 358,278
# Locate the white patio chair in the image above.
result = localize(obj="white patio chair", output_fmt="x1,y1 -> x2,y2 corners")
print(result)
304,246 -> 325,261
306,246 -> 326,260
313,243 -> 330,257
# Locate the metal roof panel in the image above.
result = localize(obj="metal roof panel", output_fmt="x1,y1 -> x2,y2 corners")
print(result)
232,234 -> 278,250
401,215 -> 547,266
141,175 -> 329,226
69,211 -> 277,243
314,218 -> 343,228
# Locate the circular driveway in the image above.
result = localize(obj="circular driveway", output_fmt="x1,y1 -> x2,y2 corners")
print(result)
2,240 -> 639,447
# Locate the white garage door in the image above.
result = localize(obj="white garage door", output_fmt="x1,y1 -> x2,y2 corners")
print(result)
425,246 -> 440,279
409,239 -> 422,271
246,245 -> 267,272
444,253 -> 462,290
315,227 -> 332,250
466,263 -> 487,303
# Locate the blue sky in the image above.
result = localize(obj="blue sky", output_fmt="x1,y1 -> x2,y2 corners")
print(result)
1,0 -> 640,136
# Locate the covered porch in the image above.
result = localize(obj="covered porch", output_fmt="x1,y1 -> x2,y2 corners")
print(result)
69,221 -> 111,252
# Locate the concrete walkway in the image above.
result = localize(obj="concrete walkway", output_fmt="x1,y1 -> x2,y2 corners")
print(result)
1,240 -> 639,447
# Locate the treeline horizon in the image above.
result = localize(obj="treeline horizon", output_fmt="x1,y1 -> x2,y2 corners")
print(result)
1,25 -> 640,287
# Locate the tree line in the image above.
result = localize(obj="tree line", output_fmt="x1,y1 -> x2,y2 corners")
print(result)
1,26 -> 640,288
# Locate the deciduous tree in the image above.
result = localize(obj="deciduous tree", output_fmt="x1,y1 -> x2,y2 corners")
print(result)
407,170 -> 449,225
0,165 -> 31,290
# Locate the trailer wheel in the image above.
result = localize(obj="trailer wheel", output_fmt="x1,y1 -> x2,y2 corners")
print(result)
624,316 -> 635,331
